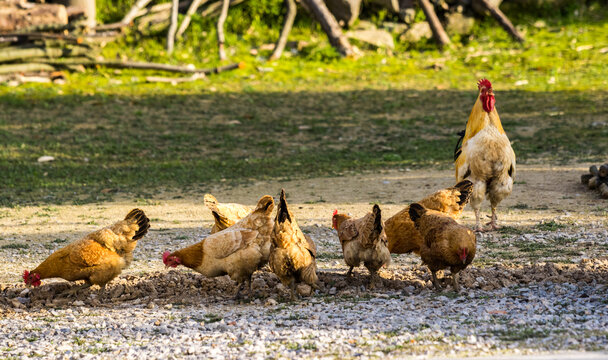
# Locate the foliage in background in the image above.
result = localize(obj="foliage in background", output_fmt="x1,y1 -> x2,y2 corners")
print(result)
0,1 -> 606,205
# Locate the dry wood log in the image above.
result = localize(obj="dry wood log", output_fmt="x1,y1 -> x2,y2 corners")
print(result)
167,0 -> 180,54
0,63 -> 55,74
2,32 -> 87,45
589,176 -> 599,189
216,0 -> 231,60
176,0 -> 210,38
0,46 -> 90,63
581,173 -> 594,185
300,0 -> 354,56
598,164 -> 608,178
473,0 -> 524,42
418,0 -> 450,48
599,183 -> 608,199
270,0 -> 297,60
0,3 -> 68,32
590,165 -> 599,176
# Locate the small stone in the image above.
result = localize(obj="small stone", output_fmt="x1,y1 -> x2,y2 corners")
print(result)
265,298 -> 278,307
329,287 -> 337,295
37,156 -> 55,163
73,300 -> 85,306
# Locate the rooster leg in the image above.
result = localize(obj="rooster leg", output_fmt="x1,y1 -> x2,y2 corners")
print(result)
451,272 -> 461,292
345,266 -> 354,278
474,209 -> 484,232
431,271 -> 443,291
485,208 -> 500,230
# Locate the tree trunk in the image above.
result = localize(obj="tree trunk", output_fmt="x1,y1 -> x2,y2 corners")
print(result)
0,63 -> 56,74
300,0 -> 354,56
418,0 -> 450,48
216,0 -> 231,60
270,0 -> 297,60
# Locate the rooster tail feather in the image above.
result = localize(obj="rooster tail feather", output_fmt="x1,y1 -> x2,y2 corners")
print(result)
454,129 -> 466,162
125,208 -> 150,240
370,204 -> 383,242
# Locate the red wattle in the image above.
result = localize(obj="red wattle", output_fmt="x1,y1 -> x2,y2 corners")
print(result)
481,94 -> 495,113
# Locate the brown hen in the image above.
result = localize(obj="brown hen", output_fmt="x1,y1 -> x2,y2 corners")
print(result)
409,203 -> 476,292
269,189 -> 319,299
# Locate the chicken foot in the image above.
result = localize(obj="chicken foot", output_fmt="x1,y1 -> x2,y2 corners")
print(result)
345,266 -> 354,278
451,272 -> 461,292
62,282 -> 92,298
485,208 -> 500,231
430,271 -> 443,291
234,278 -> 252,300
474,209 -> 484,232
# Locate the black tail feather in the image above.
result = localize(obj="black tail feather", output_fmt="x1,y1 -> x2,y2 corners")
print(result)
408,203 -> 425,226
453,129 -> 466,161
277,189 -> 291,224
125,209 -> 150,240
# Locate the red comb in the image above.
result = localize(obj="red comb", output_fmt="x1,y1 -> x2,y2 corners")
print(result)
162,251 -> 171,263
333,209 -> 338,216
477,79 -> 492,90
23,270 -> 29,283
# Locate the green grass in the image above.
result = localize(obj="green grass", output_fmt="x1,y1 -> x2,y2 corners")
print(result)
1,243 -> 29,250
0,3 -> 607,205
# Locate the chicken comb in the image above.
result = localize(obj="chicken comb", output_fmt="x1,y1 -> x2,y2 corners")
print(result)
23,270 -> 29,283
477,78 -> 492,90
162,251 -> 171,264
333,209 -> 338,216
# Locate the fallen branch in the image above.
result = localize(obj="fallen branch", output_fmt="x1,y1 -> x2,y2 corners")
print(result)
419,0 -> 450,48
474,0 -> 524,42
146,73 -> 206,83
270,0 -> 297,60
39,58 -> 245,74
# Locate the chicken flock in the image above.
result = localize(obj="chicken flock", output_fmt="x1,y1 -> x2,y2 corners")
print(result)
22,79 -> 515,298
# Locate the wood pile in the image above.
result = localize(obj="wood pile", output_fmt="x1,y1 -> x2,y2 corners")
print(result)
581,163 -> 608,199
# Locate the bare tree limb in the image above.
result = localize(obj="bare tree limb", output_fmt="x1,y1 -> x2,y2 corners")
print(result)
121,0 -> 153,25
270,0 -> 297,60
475,0 -> 524,42
216,0 -> 231,60
167,0 -> 179,53
300,0 -> 354,56
176,0 -> 209,38
419,0 -> 450,48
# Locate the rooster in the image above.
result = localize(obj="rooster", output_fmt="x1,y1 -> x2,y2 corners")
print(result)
385,180 -> 473,255
454,79 -> 516,231
23,209 -> 150,294
332,204 -> 390,289
269,189 -> 319,299
204,194 -> 251,233
164,195 -> 274,298
409,203 -> 476,292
